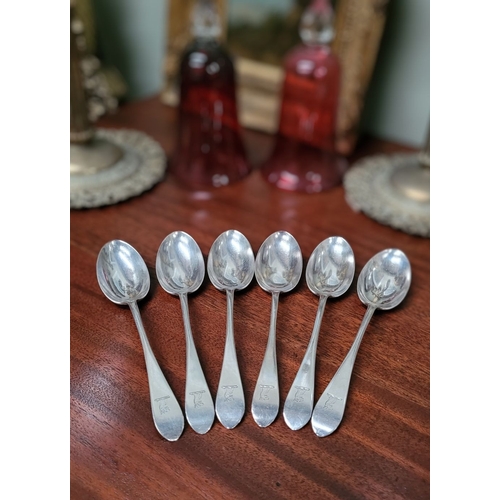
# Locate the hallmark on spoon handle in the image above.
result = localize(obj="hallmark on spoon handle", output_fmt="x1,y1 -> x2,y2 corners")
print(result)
251,292 -> 280,427
311,306 -> 375,437
129,301 -> 185,441
283,295 -> 327,430
216,289 -> 245,429
180,294 -> 215,435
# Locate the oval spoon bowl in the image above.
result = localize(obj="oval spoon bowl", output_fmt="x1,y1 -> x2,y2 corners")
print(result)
255,231 -> 303,293
156,231 -> 205,295
306,236 -> 355,298
357,248 -> 411,310
97,239 -> 150,304
207,229 -> 255,292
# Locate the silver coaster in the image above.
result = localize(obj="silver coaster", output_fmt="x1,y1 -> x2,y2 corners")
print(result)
343,153 -> 430,238
70,128 -> 166,209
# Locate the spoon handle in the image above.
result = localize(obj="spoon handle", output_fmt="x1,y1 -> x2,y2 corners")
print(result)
179,294 -> 215,435
283,294 -> 328,430
311,305 -> 376,437
251,291 -> 280,427
129,301 -> 184,441
215,289 -> 245,429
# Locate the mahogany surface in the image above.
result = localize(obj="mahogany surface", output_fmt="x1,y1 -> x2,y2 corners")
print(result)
70,96 -> 429,499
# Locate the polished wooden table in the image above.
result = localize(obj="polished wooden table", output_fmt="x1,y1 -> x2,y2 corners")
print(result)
71,97 -> 429,499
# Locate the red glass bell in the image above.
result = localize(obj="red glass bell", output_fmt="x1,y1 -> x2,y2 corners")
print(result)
170,0 -> 250,189
261,0 -> 347,193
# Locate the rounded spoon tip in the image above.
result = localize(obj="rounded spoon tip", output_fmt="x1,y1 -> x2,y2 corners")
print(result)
217,417 -> 243,430
312,426 -> 334,438
189,423 -> 213,435
154,414 -> 185,442
283,410 -> 310,431
215,394 -> 245,429
251,405 -> 279,428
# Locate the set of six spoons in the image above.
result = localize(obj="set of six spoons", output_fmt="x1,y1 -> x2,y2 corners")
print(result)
96,230 -> 412,441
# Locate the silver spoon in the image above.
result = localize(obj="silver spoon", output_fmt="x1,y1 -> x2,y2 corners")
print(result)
207,229 -> 255,429
251,231 -> 303,427
156,231 -> 215,435
96,240 -> 184,441
311,248 -> 411,437
283,236 -> 355,431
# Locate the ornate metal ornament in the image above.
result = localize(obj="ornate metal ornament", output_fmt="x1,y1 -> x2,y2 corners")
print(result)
343,153 -> 430,238
70,128 -> 166,209
71,4 -> 160,210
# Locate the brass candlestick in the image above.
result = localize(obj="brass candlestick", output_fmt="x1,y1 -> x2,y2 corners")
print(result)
390,129 -> 430,205
70,2 -> 166,209
70,2 -> 123,175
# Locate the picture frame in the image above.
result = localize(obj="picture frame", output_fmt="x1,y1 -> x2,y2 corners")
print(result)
162,0 -> 390,155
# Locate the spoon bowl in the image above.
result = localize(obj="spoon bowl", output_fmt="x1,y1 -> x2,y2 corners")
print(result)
156,231 -> 215,435
311,248 -> 411,437
208,229 -> 255,429
255,231 -> 303,293
306,236 -> 356,298
252,231 -> 303,427
96,239 -> 150,305
156,231 -> 204,295
357,248 -> 411,310
283,236 -> 355,431
207,230 -> 255,292
96,240 -> 184,441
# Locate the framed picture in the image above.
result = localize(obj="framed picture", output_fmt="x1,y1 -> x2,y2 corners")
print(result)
162,0 -> 389,155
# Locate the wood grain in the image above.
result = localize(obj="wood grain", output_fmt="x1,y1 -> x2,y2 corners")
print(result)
71,96 -> 429,499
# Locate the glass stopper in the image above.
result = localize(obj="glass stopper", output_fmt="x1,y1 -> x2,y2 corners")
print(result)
299,0 -> 335,46
191,0 -> 222,39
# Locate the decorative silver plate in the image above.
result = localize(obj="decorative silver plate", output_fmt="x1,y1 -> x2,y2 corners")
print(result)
70,128 -> 166,209
343,153 -> 430,238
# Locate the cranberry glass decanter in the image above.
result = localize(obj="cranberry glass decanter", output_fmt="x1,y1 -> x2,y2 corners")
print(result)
170,0 -> 250,189
261,0 -> 346,193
